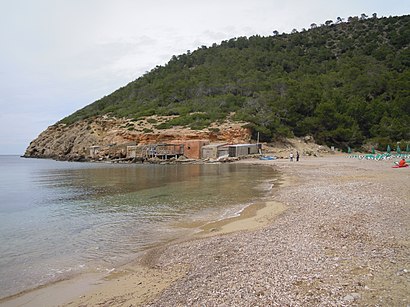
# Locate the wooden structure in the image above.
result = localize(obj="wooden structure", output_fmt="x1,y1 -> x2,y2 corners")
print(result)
127,143 -> 184,160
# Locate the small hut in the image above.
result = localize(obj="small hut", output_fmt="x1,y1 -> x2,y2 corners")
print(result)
228,144 -> 261,158
182,140 -> 209,159
89,146 -> 100,158
202,144 -> 229,160
127,144 -> 184,160
126,146 -> 138,158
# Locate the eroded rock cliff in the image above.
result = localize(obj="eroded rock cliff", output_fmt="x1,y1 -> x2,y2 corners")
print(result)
24,115 -> 252,161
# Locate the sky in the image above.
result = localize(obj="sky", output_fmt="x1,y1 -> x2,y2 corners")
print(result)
0,0 -> 408,154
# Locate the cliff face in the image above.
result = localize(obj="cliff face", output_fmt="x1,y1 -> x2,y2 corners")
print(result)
24,116 -> 252,161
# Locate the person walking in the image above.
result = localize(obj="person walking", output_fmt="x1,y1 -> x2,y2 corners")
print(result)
296,151 -> 300,162
290,152 -> 294,162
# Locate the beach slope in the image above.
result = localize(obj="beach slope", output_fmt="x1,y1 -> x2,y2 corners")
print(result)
146,156 -> 410,306
3,155 -> 409,306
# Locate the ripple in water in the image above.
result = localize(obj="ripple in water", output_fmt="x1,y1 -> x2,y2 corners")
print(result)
0,156 -> 279,298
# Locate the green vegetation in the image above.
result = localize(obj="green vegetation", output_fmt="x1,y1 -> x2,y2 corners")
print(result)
143,128 -> 154,133
61,14 -> 410,148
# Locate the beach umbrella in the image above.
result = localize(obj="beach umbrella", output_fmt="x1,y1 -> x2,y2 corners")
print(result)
371,147 -> 375,154
397,145 -> 401,153
348,146 -> 352,154
387,145 -> 391,153
407,144 -> 410,153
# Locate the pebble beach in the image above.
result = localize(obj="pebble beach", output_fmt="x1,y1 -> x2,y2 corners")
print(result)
3,155 -> 409,306
147,155 -> 409,306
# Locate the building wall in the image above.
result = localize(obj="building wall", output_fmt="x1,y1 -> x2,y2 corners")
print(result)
127,146 -> 137,158
202,147 -> 218,160
202,144 -> 229,159
172,140 -> 209,159
228,144 -> 260,157
218,147 -> 229,157
89,146 -> 100,158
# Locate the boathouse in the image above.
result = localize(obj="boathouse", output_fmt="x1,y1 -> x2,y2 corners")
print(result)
228,144 -> 261,157
127,143 -> 184,160
179,140 -> 209,159
201,144 -> 229,160
89,146 -> 100,158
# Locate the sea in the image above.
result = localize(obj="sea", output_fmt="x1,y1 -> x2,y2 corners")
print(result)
0,155 -> 279,299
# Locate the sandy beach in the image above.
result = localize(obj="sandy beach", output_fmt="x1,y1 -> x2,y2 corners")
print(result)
2,155 -> 409,306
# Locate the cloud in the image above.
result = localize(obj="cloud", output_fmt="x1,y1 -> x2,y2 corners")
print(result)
0,0 -> 409,154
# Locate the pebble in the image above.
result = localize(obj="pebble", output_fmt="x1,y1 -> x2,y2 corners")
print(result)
145,157 -> 410,306
344,292 -> 361,302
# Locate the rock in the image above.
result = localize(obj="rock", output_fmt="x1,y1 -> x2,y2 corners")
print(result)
343,293 -> 361,302
303,135 -> 314,143
24,115 -> 252,161
396,268 -> 408,276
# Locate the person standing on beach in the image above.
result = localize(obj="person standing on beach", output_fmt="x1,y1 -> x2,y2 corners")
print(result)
296,151 -> 300,162
290,152 -> 294,162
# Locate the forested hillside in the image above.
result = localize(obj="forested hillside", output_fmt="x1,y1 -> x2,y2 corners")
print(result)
61,14 -> 410,148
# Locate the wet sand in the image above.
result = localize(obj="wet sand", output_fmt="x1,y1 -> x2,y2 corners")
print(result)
2,155 -> 409,306
1,161 -> 287,307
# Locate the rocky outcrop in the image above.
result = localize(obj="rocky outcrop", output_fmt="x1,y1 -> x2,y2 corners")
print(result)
24,115 -> 252,161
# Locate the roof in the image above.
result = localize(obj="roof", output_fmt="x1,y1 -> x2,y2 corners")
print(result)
228,144 -> 258,147
202,143 -> 228,149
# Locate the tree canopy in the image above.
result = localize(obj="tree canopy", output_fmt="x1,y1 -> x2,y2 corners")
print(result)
61,14 -> 410,148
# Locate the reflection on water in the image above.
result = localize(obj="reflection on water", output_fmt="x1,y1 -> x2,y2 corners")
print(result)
0,156 -> 279,298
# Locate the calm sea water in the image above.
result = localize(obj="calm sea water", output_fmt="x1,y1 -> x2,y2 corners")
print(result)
0,156 -> 279,298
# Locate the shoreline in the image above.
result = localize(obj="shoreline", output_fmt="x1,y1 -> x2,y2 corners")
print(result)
0,162 -> 287,307
2,155 -> 409,306
149,155 -> 409,306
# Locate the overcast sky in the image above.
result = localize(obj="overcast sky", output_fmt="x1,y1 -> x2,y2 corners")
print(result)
0,0 -> 408,154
